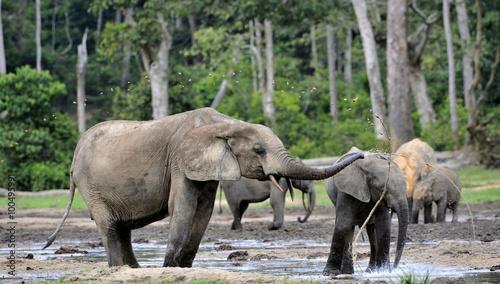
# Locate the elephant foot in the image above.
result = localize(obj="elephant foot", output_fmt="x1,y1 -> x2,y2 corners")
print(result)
230,223 -> 243,231
323,266 -> 342,277
267,222 -> 282,230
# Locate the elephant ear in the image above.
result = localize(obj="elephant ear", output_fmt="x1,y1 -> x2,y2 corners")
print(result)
178,123 -> 241,181
333,158 -> 370,203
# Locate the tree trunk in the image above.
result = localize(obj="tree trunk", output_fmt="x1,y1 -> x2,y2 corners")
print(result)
0,0 -> 6,74
35,0 -> 42,71
95,9 -> 103,52
250,20 -> 257,94
188,14 -> 202,65
464,0 -> 500,167
211,80 -> 229,108
76,28 -> 88,134
311,25 -> 320,79
443,0 -> 460,150
456,0 -> 474,114
352,0 -> 387,140
255,18 -> 266,108
387,0 -> 414,151
120,9 -> 132,94
264,19 -> 276,127
344,28 -> 352,84
409,64 -> 435,130
327,24 -> 338,125
407,22 -> 437,131
149,13 -> 171,119
51,0 -> 58,54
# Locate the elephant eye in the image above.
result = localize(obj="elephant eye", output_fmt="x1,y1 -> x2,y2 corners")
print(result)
253,147 -> 266,156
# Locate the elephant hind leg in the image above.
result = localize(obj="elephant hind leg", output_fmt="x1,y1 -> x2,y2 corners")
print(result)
116,226 -> 139,268
231,201 -> 249,230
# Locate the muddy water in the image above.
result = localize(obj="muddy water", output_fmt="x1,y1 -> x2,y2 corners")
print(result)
2,239 -> 498,283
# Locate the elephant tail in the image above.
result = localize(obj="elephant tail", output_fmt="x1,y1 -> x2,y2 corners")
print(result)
42,170 -> 76,249
393,200 -> 409,269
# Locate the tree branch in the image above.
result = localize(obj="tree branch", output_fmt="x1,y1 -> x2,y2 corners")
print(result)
476,50 -> 500,108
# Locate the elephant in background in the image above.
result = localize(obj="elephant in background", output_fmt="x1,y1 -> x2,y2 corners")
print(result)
393,138 -> 437,222
43,108 -> 364,268
221,174 -> 315,230
412,167 -> 461,223
323,147 -> 408,276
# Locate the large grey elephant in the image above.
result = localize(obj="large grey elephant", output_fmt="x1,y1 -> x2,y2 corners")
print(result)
323,148 -> 408,276
43,108 -> 363,268
412,167 -> 461,223
221,175 -> 315,230
393,138 -> 437,222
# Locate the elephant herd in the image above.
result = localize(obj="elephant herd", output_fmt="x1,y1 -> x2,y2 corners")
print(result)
43,108 -> 462,277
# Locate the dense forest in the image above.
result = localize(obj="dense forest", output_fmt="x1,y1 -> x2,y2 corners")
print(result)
0,0 -> 499,191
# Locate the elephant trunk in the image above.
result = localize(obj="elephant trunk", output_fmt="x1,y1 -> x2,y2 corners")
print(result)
275,152 -> 364,181
298,187 -> 316,223
393,200 -> 409,269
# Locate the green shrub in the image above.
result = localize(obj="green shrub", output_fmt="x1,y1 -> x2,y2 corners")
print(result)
0,66 -> 78,191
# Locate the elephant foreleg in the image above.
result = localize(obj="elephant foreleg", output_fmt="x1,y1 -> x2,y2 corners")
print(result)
323,210 -> 354,276
423,202 -> 434,223
163,180 -> 200,267
436,199 -> 447,222
340,227 -> 355,275
269,186 -> 286,230
179,182 -> 218,267
365,223 -> 377,273
374,209 -> 391,271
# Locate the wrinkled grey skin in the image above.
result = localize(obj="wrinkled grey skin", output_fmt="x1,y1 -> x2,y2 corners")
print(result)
43,108 -> 364,268
221,176 -> 316,230
323,148 -> 408,277
412,167 -> 461,224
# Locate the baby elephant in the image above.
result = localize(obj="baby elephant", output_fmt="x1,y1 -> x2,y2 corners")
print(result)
412,167 -> 461,223
221,177 -> 315,230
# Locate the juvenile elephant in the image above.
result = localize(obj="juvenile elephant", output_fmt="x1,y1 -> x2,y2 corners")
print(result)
323,148 -> 408,276
43,108 -> 363,268
393,138 -> 437,222
412,167 -> 461,223
221,175 -> 315,230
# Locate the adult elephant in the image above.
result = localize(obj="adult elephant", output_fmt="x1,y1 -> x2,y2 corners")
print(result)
393,138 -> 437,223
323,148 -> 408,276
43,108 -> 363,268
221,175 -> 315,230
412,167 -> 461,223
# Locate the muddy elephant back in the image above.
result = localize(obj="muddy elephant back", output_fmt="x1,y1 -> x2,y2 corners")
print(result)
394,138 -> 437,198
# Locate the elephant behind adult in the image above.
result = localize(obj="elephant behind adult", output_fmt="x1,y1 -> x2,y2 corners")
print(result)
221,175 -> 315,230
323,148 -> 408,276
43,108 -> 364,269
393,138 -> 437,222
412,167 -> 461,223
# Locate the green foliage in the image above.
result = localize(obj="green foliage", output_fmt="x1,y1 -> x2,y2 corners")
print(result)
0,66 -> 79,191
111,75 -> 152,121
393,268 -> 431,284
420,97 -> 468,151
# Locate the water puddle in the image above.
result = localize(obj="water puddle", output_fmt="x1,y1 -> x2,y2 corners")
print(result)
1,240 -> 498,283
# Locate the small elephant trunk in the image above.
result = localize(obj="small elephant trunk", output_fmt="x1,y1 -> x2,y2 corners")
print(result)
298,188 -> 316,223
394,200 -> 409,269
277,152 -> 364,181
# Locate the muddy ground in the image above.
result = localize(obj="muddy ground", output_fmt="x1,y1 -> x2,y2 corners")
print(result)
1,199 -> 499,283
